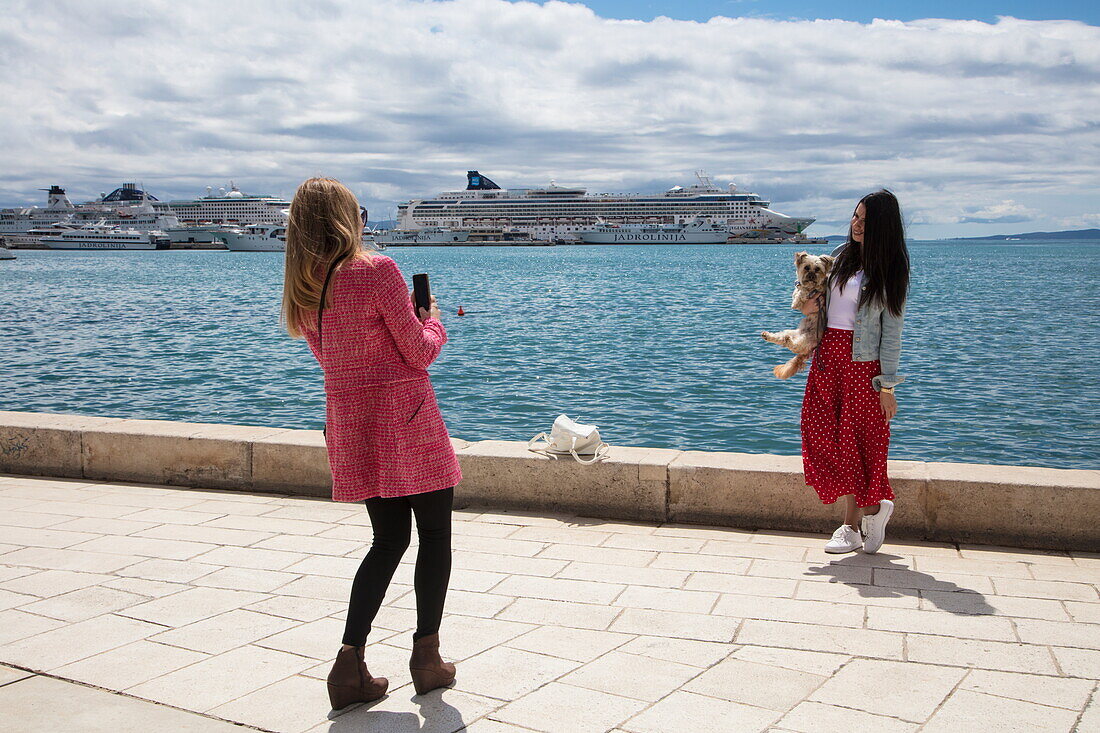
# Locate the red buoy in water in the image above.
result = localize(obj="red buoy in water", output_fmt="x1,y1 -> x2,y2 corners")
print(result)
457,306 -> 465,316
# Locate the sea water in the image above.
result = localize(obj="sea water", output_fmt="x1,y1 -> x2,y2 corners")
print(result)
2,242 -> 1097,469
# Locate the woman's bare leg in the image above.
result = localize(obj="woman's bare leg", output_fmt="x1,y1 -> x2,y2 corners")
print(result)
842,495 -> 860,529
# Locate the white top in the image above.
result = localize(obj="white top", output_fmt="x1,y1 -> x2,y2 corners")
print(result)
827,270 -> 863,330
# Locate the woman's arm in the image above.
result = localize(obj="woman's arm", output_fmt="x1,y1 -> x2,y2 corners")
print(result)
872,303 -> 905,392
373,257 -> 447,370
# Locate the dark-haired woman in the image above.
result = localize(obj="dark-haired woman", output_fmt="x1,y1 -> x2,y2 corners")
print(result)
281,178 -> 462,709
800,190 -> 909,554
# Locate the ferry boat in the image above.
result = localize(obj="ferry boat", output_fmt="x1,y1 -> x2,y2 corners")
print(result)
2,222 -> 81,248
398,171 -> 815,242
39,223 -> 170,250
164,223 -> 241,248
579,218 -> 730,244
218,223 -> 286,252
0,184 -> 181,235
220,224 -> 384,252
166,183 -> 290,225
371,227 -> 470,246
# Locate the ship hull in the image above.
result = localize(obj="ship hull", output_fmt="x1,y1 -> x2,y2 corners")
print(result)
219,236 -> 285,252
377,239 -> 469,246
40,239 -> 162,250
579,231 -> 729,244
373,229 -> 470,246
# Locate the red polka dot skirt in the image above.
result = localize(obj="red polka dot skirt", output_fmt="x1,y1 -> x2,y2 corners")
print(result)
801,329 -> 894,508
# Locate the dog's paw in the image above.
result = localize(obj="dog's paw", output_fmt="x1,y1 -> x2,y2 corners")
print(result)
773,364 -> 791,379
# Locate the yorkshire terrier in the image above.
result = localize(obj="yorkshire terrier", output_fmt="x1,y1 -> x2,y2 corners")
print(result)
761,251 -> 834,379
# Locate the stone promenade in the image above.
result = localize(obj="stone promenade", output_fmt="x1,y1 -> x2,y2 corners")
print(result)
0,473 -> 1097,732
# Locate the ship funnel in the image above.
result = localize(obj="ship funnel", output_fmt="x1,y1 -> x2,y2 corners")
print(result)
466,171 -> 501,190
43,185 -> 74,210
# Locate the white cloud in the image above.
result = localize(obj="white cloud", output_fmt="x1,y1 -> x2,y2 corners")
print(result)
1056,213 -> 1100,229
0,0 -> 1098,236
942,200 -> 1040,225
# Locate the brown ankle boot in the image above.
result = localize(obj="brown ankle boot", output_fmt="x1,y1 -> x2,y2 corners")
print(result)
327,646 -> 388,710
409,633 -> 456,695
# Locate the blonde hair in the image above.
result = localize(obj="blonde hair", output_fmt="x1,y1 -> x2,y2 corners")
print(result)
281,177 -> 372,338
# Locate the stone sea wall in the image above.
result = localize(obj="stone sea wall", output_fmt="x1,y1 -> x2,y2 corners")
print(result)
1,410 -> 1097,551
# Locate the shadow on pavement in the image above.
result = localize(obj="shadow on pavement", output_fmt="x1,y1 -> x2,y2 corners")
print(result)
323,690 -> 466,732
805,553 -> 997,615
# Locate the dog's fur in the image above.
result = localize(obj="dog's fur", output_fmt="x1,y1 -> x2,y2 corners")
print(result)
761,251 -> 834,379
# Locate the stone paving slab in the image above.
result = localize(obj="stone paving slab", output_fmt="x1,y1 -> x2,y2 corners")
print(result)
0,665 -> 245,732
0,474 -> 1098,732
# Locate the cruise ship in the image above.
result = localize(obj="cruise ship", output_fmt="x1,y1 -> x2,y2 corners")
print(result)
397,171 -> 815,242
166,183 -> 290,225
0,184 -> 180,235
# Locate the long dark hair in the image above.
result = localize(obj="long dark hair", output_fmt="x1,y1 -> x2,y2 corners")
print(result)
829,189 -> 909,316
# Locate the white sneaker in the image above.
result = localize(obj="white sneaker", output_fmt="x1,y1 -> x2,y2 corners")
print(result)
861,500 -> 894,554
824,524 -> 863,554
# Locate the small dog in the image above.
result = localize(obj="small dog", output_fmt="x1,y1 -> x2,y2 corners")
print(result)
761,251 -> 834,379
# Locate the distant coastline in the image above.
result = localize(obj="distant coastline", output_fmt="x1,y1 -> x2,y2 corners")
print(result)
945,228 -> 1100,241
818,228 -> 1100,243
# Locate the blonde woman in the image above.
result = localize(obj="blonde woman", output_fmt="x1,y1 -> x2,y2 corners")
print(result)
281,178 -> 461,709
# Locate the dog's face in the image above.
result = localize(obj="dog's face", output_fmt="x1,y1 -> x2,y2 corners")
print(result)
794,252 -> 833,291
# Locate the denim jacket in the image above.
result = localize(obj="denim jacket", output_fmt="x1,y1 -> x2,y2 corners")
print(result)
826,244 -> 905,391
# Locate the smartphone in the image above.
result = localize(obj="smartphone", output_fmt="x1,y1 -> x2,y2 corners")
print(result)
412,273 -> 432,316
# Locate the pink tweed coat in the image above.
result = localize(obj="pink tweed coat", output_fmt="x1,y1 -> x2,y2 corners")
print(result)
304,254 -> 462,502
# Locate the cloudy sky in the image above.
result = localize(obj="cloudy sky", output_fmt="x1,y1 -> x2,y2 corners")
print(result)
1,0 -> 1097,237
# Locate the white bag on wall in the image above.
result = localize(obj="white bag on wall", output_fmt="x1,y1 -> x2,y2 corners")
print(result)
528,414 -> 610,465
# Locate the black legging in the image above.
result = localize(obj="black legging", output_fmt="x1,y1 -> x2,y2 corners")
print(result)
341,486 -> 454,647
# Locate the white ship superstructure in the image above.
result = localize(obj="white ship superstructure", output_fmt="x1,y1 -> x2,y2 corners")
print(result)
167,183 -> 290,225
398,171 -> 815,241
0,184 -> 180,235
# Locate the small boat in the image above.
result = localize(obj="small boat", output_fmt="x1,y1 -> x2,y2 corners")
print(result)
0,243 -> 15,260
217,224 -> 286,252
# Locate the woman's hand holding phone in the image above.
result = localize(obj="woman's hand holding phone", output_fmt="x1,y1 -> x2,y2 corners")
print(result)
421,294 -> 441,321
409,290 -> 441,321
